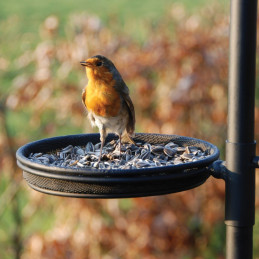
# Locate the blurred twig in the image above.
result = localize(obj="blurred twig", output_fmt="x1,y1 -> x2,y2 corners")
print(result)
0,96 -> 23,259
0,181 -> 20,217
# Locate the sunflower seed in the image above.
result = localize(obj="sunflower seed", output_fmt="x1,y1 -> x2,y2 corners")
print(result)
37,156 -> 49,163
155,160 -> 162,166
93,162 -> 99,168
77,162 -> 84,167
163,147 -> 177,157
94,142 -> 101,150
165,142 -> 178,149
175,147 -> 186,152
181,153 -> 194,160
62,145 -> 73,153
75,147 -> 85,156
28,138 -> 210,170
151,145 -> 164,155
85,142 -> 95,152
34,152 -> 43,158
140,149 -> 150,160
143,143 -> 152,151
136,160 -> 150,168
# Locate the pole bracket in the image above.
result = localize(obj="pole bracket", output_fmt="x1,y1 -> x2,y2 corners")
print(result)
209,160 -> 228,180
252,156 -> 259,168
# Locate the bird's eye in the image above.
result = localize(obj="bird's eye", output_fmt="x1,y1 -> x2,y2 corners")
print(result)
96,61 -> 102,67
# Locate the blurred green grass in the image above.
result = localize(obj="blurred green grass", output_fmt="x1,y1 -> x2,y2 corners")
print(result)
0,0 -> 228,57
0,0 -> 227,23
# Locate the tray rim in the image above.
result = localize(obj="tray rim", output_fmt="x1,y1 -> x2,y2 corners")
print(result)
16,133 -> 220,177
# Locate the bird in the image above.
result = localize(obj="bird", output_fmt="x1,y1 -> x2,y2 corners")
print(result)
80,55 -> 135,161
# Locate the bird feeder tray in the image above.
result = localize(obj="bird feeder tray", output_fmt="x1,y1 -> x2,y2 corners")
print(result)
16,133 -> 219,198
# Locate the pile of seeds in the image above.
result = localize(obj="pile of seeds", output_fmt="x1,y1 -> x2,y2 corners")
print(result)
28,139 -> 210,170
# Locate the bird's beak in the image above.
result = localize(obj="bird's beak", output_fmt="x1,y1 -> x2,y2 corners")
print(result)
80,61 -> 92,67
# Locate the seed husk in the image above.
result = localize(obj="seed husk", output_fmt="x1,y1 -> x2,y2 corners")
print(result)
28,139 -> 210,170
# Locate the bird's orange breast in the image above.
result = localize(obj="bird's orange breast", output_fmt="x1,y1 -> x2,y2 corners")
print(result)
84,80 -> 121,117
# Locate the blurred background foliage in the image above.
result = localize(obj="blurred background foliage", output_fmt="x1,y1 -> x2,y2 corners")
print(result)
0,0 -> 259,258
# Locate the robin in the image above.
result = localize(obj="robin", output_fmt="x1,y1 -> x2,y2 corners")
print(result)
80,55 -> 135,161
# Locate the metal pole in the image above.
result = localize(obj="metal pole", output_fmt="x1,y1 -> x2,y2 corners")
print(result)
226,0 -> 257,258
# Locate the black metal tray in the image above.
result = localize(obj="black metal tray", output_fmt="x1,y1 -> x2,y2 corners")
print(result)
16,133 -> 220,198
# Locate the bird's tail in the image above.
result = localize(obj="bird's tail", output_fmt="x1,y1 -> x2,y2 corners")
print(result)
121,132 -> 136,145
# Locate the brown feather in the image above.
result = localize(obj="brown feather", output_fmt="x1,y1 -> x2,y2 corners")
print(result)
121,92 -> 135,135
82,89 -> 86,108
113,77 -> 135,135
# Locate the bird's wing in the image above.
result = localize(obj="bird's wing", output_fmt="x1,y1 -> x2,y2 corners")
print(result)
82,89 -> 87,110
115,81 -> 135,135
113,74 -> 135,135
122,92 -> 135,135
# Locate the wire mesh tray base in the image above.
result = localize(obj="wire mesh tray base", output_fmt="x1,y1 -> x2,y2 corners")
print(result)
16,133 -> 220,198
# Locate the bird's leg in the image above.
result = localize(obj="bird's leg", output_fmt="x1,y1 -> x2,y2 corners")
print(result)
98,127 -> 106,162
118,134 -> 122,158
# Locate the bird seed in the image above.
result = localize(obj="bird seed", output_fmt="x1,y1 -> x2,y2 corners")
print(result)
28,139 -> 210,170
